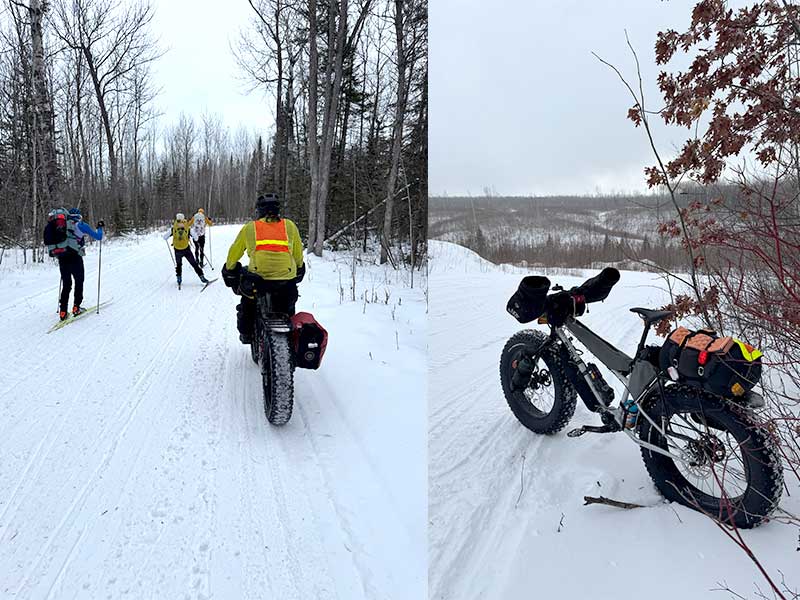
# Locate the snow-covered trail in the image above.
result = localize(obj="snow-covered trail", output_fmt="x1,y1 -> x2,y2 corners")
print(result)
428,241 -> 799,600
0,225 -> 426,600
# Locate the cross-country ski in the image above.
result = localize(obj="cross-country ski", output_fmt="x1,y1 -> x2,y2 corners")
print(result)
47,300 -> 114,333
200,277 -> 218,292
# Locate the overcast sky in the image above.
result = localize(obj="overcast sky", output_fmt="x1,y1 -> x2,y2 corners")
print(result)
430,0 -> 717,196
149,0 -> 272,136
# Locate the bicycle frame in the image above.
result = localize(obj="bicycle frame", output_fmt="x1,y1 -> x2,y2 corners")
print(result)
549,317 -> 686,463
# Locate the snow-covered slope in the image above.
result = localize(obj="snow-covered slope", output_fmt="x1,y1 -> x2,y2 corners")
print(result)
428,240 -> 799,600
0,225 -> 425,600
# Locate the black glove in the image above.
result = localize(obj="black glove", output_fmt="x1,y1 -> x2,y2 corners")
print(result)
97,220 -> 105,229
222,262 -> 242,290
295,263 -> 306,283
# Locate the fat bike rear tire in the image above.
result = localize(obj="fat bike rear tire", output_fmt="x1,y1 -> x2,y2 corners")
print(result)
250,324 -> 260,365
248,310 -> 260,365
500,330 -> 577,434
261,329 -> 295,426
638,387 -> 783,528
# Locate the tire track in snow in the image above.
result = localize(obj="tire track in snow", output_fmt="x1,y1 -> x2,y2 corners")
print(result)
297,368 -> 420,599
10,277 -> 209,596
0,275 -> 175,541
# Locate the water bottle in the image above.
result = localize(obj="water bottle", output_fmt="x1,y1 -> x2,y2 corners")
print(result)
623,400 -> 639,429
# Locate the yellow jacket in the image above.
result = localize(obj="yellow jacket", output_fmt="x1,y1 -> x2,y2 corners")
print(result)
226,217 -> 304,280
167,220 -> 192,250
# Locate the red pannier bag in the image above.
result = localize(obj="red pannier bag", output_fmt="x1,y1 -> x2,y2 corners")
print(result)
290,312 -> 328,369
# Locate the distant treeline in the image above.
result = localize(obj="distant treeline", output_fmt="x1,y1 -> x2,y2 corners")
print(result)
428,192 -> 706,270
431,192 -> 679,213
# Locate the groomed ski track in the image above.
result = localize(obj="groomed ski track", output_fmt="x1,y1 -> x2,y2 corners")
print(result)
0,225 -> 425,600
428,241 -> 799,600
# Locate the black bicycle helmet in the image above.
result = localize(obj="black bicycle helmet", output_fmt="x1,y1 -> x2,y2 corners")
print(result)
256,193 -> 280,218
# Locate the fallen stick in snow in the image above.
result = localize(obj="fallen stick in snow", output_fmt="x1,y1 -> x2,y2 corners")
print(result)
583,496 -> 645,510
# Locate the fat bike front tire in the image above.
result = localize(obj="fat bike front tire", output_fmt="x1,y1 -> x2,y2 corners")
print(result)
638,387 -> 783,528
500,330 -> 577,434
261,329 -> 295,426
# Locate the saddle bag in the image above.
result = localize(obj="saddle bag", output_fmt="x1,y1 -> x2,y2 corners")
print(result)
659,326 -> 763,398
291,312 -> 328,369
507,276 -> 551,323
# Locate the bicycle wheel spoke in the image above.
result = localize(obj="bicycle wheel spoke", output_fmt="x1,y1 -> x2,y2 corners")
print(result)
664,410 -> 749,500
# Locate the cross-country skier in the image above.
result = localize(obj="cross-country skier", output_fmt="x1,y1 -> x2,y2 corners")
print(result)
50,208 -> 104,321
189,208 -> 213,267
164,213 -> 208,288
221,194 -> 305,343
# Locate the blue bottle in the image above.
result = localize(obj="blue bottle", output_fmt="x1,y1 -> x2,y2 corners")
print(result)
623,401 -> 639,429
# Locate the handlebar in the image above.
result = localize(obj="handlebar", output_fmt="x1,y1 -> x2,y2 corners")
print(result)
507,268 -> 622,325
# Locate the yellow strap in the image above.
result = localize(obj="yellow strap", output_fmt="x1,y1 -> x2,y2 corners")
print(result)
733,339 -> 763,361
256,239 -> 289,246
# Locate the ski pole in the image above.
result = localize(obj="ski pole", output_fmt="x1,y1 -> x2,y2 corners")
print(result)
96,236 -> 102,314
57,277 -> 61,314
166,239 -> 175,267
193,237 -> 212,270
204,241 -> 214,270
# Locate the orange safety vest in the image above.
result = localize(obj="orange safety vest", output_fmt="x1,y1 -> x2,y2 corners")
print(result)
254,219 -> 290,253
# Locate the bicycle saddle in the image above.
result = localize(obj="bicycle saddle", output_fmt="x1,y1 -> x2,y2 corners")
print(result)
630,307 -> 674,325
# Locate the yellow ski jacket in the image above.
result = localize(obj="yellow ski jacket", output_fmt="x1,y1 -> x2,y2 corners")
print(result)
226,217 -> 304,280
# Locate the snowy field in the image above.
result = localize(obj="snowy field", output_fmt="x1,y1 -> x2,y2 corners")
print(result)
428,240 -> 799,600
0,225 -> 426,600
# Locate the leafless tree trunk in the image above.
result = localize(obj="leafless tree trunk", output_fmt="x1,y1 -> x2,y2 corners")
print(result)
309,0 -> 350,256
380,0 -> 408,264
307,0 -> 321,249
29,0 -> 58,205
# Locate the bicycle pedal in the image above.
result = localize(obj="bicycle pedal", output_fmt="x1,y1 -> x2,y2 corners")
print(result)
567,424 -> 619,438
567,427 -> 588,438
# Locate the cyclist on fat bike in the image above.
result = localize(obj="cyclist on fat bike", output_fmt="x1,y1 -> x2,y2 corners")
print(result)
221,194 -> 305,344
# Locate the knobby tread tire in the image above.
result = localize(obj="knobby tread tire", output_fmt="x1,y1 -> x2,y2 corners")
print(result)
250,336 -> 259,365
638,386 -> 783,528
500,329 -> 577,434
262,330 -> 295,426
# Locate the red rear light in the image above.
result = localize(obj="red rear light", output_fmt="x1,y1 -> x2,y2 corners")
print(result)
698,350 -> 709,366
